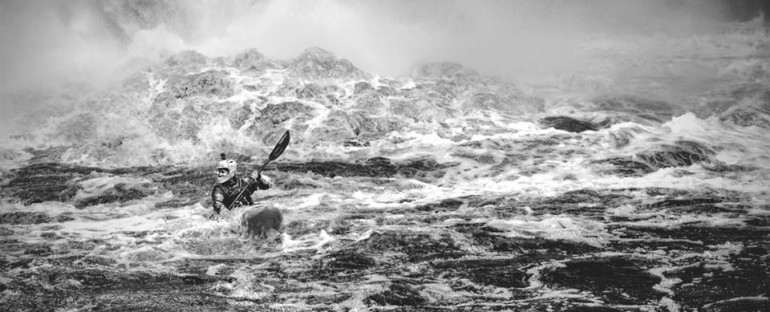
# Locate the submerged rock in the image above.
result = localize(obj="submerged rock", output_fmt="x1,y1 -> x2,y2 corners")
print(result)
593,140 -> 716,175
389,97 -> 456,122
352,90 -> 385,113
366,281 -> 427,306
295,82 -> 326,100
545,189 -> 633,206
73,182 -> 154,208
246,101 -> 316,144
637,140 -> 715,169
1,163 -> 106,205
0,212 -> 73,225
308,112 -> 358,141
225,102 -> 255,129
433,258 -> 529,288
2,266 -> 236,311
147,103 -> 199,143
616,224 -> 770,245
0,226 -> 13,236
345,112 -> 405,137
315,249 -> 377,279
592,157 -> 655,176
665,245 -> 770,310
694,83 -> 770,128
288,47 -> 370,80
275,157 -> 457,181
353,231 -> 466,262
414,198 -> 467,212
168,70 -> 234,99
0,163 -> 194,207
720,106 -> 770,128
146,68 -> 243,142
255,101 -> 315,126
353,81 -> 374,94
541,257 -> 664,304
540,116 -> 601,133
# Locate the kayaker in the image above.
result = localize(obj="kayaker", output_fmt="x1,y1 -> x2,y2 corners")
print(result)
210,153 -> 273,218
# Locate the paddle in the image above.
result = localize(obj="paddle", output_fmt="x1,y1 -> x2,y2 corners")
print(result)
228,130 -> 291,210
209,130 -> 291,219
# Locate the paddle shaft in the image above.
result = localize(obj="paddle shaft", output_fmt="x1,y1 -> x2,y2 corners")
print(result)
224,130 -> 290,211
226,159 -> 271,210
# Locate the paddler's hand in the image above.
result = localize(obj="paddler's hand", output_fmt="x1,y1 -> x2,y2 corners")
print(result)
209,210 -> 228,220
250,170 -> 260,181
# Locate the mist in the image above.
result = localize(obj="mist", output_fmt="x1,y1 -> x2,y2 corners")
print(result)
0,0 -> 759,96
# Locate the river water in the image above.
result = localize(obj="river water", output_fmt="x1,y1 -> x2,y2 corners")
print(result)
1,1 -> 769,311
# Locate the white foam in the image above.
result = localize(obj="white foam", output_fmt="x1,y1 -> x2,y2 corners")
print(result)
280,230 -> 335,253
486,216 -> 609,248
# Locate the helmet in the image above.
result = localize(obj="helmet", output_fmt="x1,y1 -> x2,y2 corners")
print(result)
216,153 -> 237,184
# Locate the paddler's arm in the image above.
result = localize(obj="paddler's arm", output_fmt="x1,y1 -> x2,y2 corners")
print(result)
211,185 -> 228,215
248,171 -> 273,191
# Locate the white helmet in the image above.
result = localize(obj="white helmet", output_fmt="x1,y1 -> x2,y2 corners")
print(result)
216,153 -> 237,184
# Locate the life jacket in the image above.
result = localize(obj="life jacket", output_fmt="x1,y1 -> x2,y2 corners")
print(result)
211,176 -> 256,213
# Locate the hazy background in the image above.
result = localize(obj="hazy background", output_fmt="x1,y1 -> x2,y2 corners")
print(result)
0,0 -> 767,114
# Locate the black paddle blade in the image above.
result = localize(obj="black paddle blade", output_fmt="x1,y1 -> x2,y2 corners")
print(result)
269,130 -> 290,161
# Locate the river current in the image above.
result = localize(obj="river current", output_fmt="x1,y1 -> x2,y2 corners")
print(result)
1,2 -> 769,311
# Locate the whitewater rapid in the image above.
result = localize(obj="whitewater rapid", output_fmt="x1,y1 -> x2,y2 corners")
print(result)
1,4 -> 769,310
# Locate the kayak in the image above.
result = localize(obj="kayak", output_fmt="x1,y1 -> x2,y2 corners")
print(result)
239,206 -> 283,240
